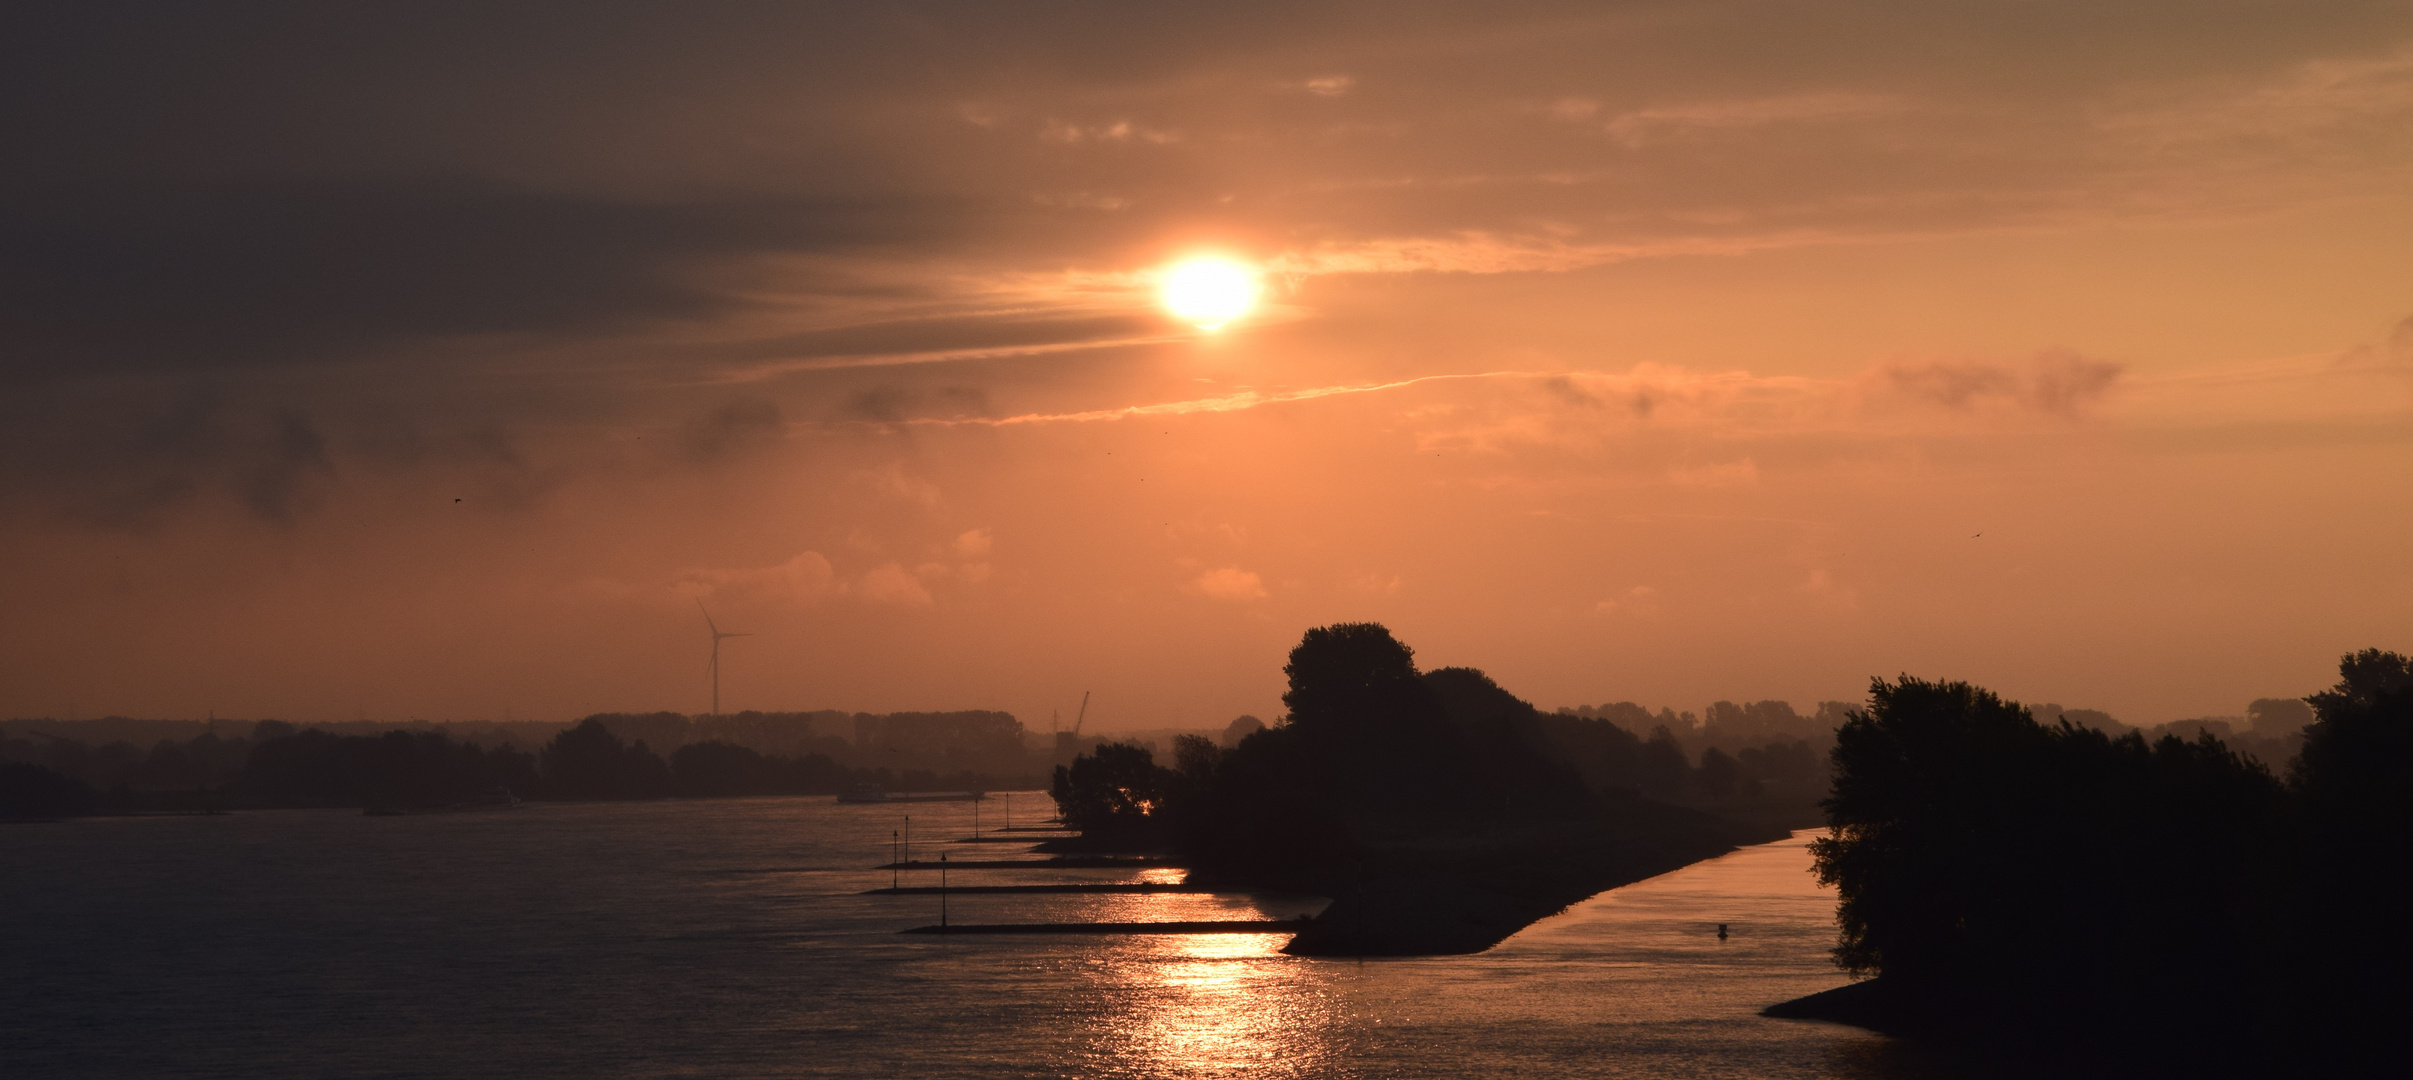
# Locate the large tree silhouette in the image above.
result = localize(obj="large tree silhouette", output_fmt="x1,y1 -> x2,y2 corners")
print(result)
1812,675 -> 2282,1056
1282,622 -> 1425,728
2270,649 -> 2413,1060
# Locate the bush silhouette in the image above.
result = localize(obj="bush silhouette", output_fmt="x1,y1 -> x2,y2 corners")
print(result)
1048,741 -> 1167,834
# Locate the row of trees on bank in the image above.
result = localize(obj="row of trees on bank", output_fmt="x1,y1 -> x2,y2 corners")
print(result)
1811,648 -> 2411,1070
1,719 -> 1026,817
1048,625 -> 1845,869
1050,623 -> 1763,888
1529,710 -> 1829,823
0,707 -> 1058,807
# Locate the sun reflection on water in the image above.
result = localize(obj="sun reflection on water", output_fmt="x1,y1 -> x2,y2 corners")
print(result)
1079,933 -> 1350,1078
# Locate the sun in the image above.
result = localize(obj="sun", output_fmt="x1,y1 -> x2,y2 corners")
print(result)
1159,256 -> 1260,331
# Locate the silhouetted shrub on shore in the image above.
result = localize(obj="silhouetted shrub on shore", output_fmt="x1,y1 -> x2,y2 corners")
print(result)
1808,650 -> 2413,1069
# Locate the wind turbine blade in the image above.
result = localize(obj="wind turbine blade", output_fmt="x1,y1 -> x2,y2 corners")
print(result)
696,598 -> 719,634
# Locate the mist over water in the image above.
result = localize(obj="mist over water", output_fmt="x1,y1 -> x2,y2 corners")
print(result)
6,800 -> 1947,1078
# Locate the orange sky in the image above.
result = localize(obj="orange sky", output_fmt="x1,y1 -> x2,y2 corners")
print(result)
3,3 -> 2408,729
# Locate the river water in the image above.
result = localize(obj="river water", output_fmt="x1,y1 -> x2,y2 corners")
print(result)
3,796 -> 1966,1078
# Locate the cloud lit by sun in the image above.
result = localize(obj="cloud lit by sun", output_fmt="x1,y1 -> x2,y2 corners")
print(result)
1160,256 -> 1260,331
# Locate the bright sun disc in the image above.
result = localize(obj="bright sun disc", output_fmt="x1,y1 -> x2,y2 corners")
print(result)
1160,257 -> 1259,330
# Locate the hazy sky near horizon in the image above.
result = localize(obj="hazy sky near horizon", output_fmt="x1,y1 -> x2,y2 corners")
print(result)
4,1 -> 2410,730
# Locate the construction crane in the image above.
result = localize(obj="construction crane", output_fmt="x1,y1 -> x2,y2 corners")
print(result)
1054,690 -> 1090,766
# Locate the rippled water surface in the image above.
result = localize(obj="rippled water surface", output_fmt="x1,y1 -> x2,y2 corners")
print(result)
4,798 -> 1961,1078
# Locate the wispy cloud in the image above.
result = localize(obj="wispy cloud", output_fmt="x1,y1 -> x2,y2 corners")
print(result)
855,562 -> 935,606
911,354 -> 2130,434
2099,44 -> 2413,148
674,550 -> 959,608
1260,228 -> 1876,278
676,551 -> 838,605
953,371 -> 1538,426
1870,349 -> 2123,414
1185,566 -> 1268,602
1604,92 -> 1906,145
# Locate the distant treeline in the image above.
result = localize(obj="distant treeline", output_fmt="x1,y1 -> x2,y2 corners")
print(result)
0,718 -> 1037,818
1540,692 -> 2313,829
1557,698 -> 1853,756
1810,649 -> 2410,1071
1534,704 -> 1836,826
0,706 -> 1139,814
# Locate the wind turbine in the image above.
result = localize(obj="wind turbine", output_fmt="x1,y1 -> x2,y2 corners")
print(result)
697,600 -> 752,717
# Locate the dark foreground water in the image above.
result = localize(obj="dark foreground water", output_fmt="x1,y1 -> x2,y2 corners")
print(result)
4,797 -> 1968,1078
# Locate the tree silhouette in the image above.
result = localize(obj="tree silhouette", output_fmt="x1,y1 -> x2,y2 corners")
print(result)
235,728 -> 537,808
2244,696 -> 2312,736
1218,714 -> 1265,748
1056,623 -> 1606,882
539,718 -> 671,800
2269,649 -> 2413,1062
1049,741 -> 1168,833
2292,648 -> 2413,807
1811,674 -> 2284,1058
1,761 -> 101,818
1281,622 -> 1424,729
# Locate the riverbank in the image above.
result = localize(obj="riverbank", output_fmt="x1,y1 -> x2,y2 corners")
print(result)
1031,796 -> 1781,956
1760,978 -> 2287,1078
1278,808 -> 1783,955
1761,977 -> 1933,1035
